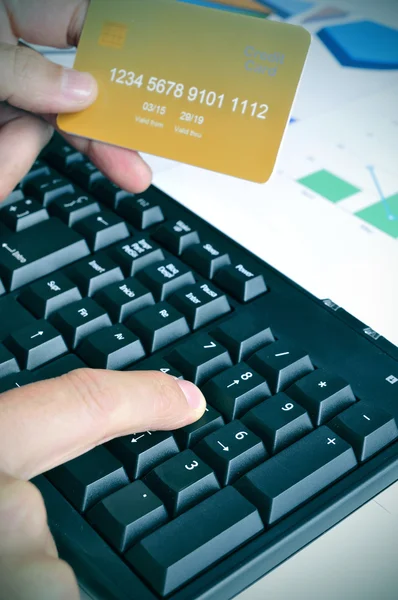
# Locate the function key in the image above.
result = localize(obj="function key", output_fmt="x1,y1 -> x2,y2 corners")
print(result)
77,324 -> 145,370
117,194 -> 165,230
173,405 -> 224,450
18,273 -> 82,319
68,160 -> 106,191
87,481 -> 168,553
67,254 -> 123,297
126,302 -> 189,353
214,263 -> 267,303
45,142 -> 84,172
248,340 -> 314,393
241,392 -> 313,454
211,311 -> 274,363
107,431 -> 179,480
1,198 -> 48,232
137,259 -> 195,301
110,237 -> 165,276
50,298 -> 112,349
287,369 -> 356,426
153,219 -> 200,255
93,180 -> 134,210
49,192 -> 100,226
74,211 -> 129,251
24,172 -> 75,207
0,344 -> 20,379
202,363 -> 271,421
330,402 -> 398,462
4,319 -> 67,371
95,277 -> 154,323
127,356 -> 182,379
46,446 -> 129,513
183,241 -> 231,279
166,333 -> 232,386
169,282 -> 231,330
144,450 -> 220,516
195,420 -> 267,485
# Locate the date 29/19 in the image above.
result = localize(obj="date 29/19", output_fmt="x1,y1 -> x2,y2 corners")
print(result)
110,68 -> 269,119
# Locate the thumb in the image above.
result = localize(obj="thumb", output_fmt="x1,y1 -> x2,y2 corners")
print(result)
0,369 -> 206,480
0,43 -> 97,114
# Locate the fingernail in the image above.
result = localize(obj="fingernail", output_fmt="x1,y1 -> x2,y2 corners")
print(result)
62,68 -> 97,103
177,380 -> 205,410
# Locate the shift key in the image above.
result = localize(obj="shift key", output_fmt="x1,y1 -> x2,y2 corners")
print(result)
0,218 -> 90,291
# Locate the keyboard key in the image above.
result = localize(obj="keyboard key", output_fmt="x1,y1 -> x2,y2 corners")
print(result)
0,345 -> 19,379
49,192 -> 100,226
67,254 -> 123,297
110,237 -> 165,276
166,334 -> 232,386
0,218 -> 90,291
93,180 -> 134,210
107,431 -> 179,480
195,421 -> 267,485
202,363 -> 271,421
126,487 -> 263,597
20,159 -> 51,186
34,354 -> 86,381
1,198 -> 48,232
117,195 -> 164,230
287,369 -> 356,426
46,446 -> 129,512
50,298 -> 112,349
153,219 -> 200,256
330,402 -> 398,462
242,392 -> 313,454
169,282 -> 231,330
248,341 -> 314,393
87,481 -> 168,553
126,302 -> 189,353
144,450 -> 220,516
0,297 -> 36,342
5,320 -> 67,370
77,324 -> 145,370
128,356 -> 183,379
95,277 -> 155,323
211,311 -> 275,362
0,370 -> 37,394
214,263 -> 267,303
0,277 -> 5,295
25,172 -> 75,206
74,211 -> 129,251
68,160 -> 106,190
183,241 -> 231,279
18,274 -> 82,319
137,259 -> 195,301
235,426 -> 357,525
173,405 -> 225,449
45,141 -> 84,172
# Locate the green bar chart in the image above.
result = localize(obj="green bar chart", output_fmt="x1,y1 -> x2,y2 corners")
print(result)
298,169 -> 361,202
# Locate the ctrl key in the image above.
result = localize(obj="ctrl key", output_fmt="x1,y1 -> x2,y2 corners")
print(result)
126,487 -> 263,596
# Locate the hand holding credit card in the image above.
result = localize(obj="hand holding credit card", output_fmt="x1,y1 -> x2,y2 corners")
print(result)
58,0 -> 311,183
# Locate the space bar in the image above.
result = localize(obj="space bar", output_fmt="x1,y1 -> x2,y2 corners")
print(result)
0,218 -> 90,291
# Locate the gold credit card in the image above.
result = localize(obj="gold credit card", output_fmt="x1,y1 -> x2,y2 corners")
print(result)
58,0 -> 311,183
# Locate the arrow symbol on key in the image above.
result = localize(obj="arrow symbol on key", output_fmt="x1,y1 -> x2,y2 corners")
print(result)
131,434 -> 145,443
97,216 -> 109,226
217,441 -> 229,452
227,380 -> 239,388
31,331 -> 44,339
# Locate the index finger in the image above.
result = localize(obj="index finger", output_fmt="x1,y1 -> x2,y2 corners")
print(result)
4,0 -> 90,48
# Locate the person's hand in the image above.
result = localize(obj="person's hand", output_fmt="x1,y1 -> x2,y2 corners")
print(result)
0,368 -> 206,599
0,0 -> 153,201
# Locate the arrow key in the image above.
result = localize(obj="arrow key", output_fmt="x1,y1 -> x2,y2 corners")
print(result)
195,420 -> 267,485
74,211 -> 129,251
4,319 -> 68,370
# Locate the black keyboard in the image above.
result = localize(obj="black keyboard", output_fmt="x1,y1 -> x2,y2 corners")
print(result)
1,134 -> 398,600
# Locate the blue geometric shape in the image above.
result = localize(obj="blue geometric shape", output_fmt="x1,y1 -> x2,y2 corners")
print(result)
258,0 -> 314,19
318,21 -> 398,69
